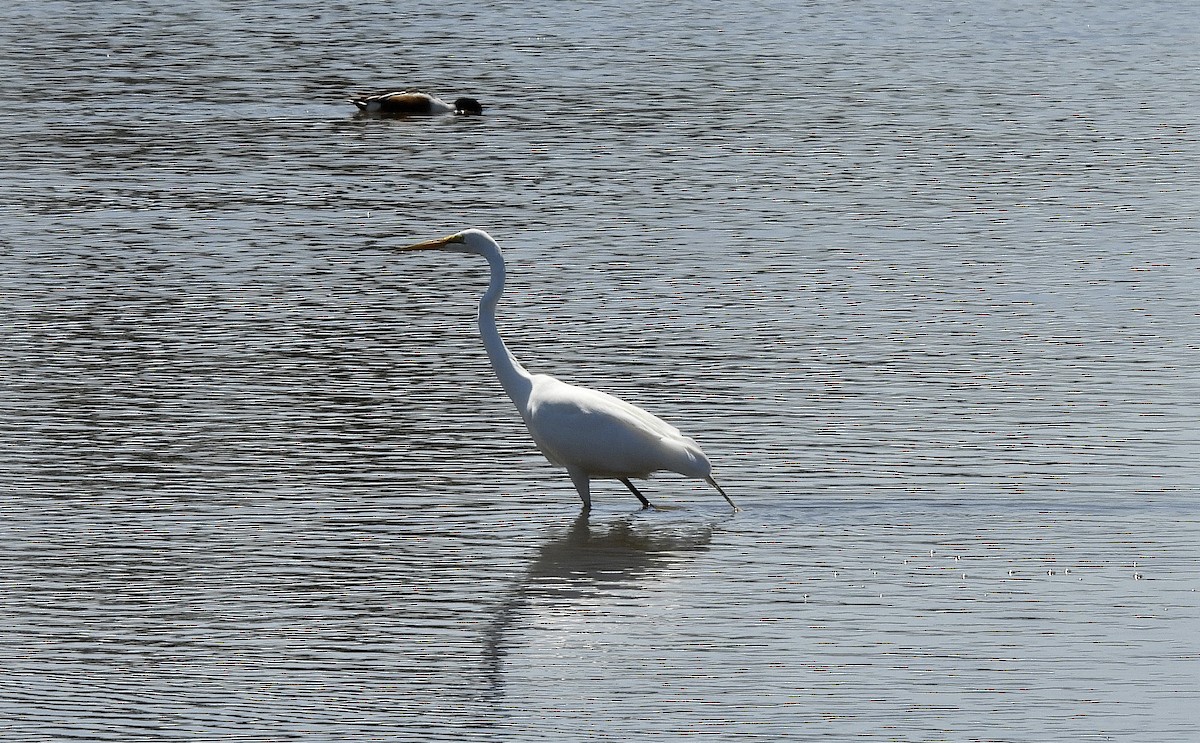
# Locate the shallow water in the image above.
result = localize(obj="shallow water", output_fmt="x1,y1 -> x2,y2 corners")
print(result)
2,0 -> 1198,740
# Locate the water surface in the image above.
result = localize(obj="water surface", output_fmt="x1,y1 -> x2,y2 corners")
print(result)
1,1 -> 1198,740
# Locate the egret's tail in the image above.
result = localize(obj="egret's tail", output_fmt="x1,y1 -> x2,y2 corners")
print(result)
705,476 -> 739,511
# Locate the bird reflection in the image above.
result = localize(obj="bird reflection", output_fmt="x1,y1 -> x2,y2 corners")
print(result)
481,510 -> 715,701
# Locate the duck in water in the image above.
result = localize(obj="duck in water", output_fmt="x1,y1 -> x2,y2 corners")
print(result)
350,91 -> 484,116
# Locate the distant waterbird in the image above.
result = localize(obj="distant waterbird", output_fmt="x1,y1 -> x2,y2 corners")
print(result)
350,91 -> 483,116
390,228 -> 737,512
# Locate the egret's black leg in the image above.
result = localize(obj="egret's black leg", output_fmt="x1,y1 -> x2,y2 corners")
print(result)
567,467 -> 593,511
618,477 -> 652,509
705,476 -> 739,511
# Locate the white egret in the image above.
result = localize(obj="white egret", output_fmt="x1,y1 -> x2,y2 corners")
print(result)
350,91 -> 483,116
395,229 -> 737,512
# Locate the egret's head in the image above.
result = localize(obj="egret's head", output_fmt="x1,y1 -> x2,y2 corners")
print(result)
399,228 -> 496,256
454,97 -> 484,115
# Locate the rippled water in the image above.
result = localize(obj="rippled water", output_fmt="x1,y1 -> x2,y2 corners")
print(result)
2,1 -> 1198,740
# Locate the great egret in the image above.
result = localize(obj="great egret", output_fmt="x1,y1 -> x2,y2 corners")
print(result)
350,91 -> 483,116
395,229 -> 737,512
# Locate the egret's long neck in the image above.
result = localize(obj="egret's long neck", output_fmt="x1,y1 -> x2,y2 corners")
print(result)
478,246 -> 534,407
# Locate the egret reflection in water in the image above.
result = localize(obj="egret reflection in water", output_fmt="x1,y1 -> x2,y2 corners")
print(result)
482,511 -> 717,700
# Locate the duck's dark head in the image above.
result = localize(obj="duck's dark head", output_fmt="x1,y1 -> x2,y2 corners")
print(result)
454,97 -> 484,115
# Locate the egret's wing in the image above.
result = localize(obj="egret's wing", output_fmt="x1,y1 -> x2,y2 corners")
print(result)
525,376 -> 709,478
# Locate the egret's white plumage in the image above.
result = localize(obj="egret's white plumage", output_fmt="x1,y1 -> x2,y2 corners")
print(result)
350,91 -> 483,116
396,228 -> 736,511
